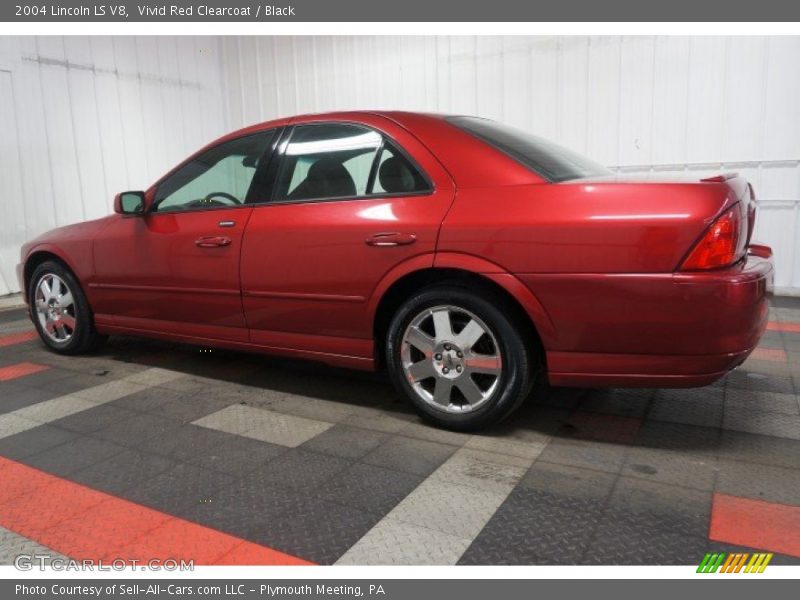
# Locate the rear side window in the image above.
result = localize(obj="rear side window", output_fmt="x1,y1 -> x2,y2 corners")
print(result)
274,123 -> 430,202
373,144 -> 429,195
276,124 -> 381,202
447,116 -> 611,183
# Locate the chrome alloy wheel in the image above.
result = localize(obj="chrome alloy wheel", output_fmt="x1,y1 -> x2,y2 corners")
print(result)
400,305 -> 502,414
34,274 -> 76,343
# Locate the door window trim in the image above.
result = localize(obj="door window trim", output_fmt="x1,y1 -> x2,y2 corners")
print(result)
256,121 -> 435,208
147,128 -> 283,216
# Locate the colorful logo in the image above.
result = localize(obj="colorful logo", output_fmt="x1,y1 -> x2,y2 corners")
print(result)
697,552 -> 773,573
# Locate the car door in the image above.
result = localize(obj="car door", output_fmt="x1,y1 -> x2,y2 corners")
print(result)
240,118 -> 455,359
91,129 -> 277,341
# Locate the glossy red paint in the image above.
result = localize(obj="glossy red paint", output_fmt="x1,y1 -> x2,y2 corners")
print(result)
18,111 -> 774,387
91,206 -> 252,339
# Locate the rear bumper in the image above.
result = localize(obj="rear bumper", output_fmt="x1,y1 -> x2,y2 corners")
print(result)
547,349 -> 753,388
523,249 -> 774,388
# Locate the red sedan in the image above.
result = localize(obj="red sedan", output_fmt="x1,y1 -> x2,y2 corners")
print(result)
17,112 -> 774,430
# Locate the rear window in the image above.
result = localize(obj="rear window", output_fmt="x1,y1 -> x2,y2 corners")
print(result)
447,116 -> 611,183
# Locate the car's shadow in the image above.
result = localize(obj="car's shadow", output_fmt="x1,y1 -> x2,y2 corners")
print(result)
85,335 -> 734,457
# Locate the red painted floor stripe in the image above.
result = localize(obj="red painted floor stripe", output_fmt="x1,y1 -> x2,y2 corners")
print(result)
0,362 -> 49,382
0,331 -> 37,348
709,493 -> 800,558
767,320 -> 800,334
750,347 -> 788,362
0,456 -> 312,566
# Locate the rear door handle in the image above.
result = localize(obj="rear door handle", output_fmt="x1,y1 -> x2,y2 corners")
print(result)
195,236 -> 232,248
365,232 -> 417,247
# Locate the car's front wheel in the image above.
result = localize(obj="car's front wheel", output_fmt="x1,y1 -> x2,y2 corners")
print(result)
29,260 -> 106,354
385,284 -> 535,431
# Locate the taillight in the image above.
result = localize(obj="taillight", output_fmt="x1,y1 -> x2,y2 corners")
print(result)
681,204 -> 747,270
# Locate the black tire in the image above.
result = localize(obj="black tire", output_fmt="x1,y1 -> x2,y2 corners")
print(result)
385,283 -> 536,431
28,260 -> 107,355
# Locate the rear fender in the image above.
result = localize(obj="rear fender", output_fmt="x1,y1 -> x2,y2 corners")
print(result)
366,251 -> 558,348
434,252 -> 557,347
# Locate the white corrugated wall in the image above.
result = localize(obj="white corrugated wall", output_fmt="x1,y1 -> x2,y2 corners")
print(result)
221,36 -> 800,294
2,36 -> 799,295
0,36 -> 228,296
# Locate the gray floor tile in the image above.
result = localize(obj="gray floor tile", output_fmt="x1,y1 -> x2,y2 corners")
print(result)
248,448 -> 351,491
300,424 -> 388,459
725,389 -> 800,416
719,429 -> 800,469
584,516 -> 709,565
577,388 -> 654,418
605,476 -> 712,538
362,435 -> 456,477
136,424 -> 235,461
0,384 -> 62,415
50,403 -> 138,434
634,421 -> 720,455
723,406 -> 800,440
318,462 -> 422,514
123,462 -> 236,516
185,433 -> 287,476
649,388 -> 724,428
0,424 -> 78,459
536,438 -> 627,473
70,448 -> 179,494
622,447 -> 717,491
459,488 -> 604,565
518,461 -> 617,502
243,498 -> 383,565
716,459 -> 800,505
23,435 -> 126,476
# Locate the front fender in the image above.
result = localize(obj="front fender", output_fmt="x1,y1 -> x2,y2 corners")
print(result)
20,243 -> 83,296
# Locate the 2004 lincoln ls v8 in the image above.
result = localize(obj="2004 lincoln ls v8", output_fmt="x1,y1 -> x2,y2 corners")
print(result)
18,112 -> 774,430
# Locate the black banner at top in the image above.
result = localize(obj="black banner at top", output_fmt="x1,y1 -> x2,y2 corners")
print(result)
3,0 -> 800,22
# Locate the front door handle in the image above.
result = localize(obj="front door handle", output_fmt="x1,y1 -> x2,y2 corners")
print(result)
365,232 -> 417,247
195,236 -> 232,248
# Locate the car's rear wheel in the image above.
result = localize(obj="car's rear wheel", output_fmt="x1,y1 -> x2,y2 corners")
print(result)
385,284 -> 535,431
29,260 -> 106,354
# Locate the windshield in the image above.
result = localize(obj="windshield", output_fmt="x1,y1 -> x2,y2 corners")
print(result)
448,116 -> 611,183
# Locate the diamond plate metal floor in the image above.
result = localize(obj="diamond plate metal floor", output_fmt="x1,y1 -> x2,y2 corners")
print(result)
0,300 -> 799,565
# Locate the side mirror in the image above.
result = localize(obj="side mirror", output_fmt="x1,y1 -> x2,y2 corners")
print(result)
114,191 -> 145,215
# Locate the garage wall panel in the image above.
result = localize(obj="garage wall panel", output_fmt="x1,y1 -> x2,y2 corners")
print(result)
0,35 -> 227,296
529,38 -> 559,142
0,71 -> 27,295
586,36 -> 622,167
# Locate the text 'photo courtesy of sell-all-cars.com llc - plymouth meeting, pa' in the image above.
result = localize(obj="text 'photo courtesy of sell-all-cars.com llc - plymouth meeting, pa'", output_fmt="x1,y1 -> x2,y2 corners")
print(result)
18,110 -> 774,431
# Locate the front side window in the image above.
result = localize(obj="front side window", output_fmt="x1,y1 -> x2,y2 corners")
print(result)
274,123 -> 430,202
153,130 -> 275,212
447,116 -> 611,183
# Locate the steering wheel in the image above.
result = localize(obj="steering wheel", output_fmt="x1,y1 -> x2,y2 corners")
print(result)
203,191 -> 241,206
